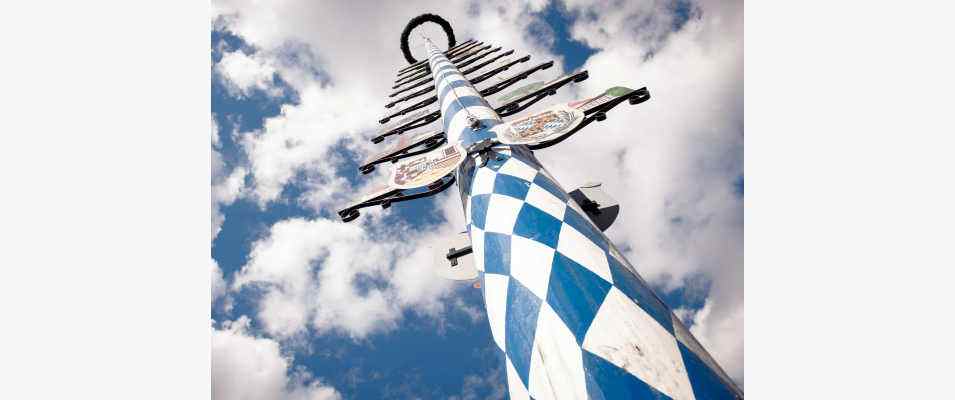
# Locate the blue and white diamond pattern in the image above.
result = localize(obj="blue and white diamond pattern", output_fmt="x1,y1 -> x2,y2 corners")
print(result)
421,38 -> 740,399
460,148 -> 738,400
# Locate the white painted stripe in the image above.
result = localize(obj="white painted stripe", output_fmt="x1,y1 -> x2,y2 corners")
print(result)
582,288 -> 696,400
527,302 -> 588,400
441,88 -> 482,117
498,157 -> 539,182
435,66 -> 464,82
470,226 -> 485,272
523,184 -> 568,225
483,194 -> 525,235
506,356 -> 531,400
434,74 -> 464,89
438,85 -> 473,111
556,223 -> 613,284
484,273 -> 509,352
444,100 -> 492,125
509,235 -> 555,301
470,166 -> 498,197
432,60 -> 453,71
436,75 -> 468,104
447,106 -> 500,142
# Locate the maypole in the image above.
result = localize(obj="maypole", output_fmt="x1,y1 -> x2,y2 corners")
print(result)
339,14 -> 742,400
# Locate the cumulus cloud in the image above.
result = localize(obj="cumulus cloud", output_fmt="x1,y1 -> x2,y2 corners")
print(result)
212,316 -> 341,400
212,258 -> 226,303
231,192 -> 466,339
215,50 -> 284,98
212,114 -> 221,147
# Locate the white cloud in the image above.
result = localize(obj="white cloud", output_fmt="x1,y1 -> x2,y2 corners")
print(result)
215,50 -> 283,98
212,114 -> 221,147
212,258 -> 226,303
212,316 -> 341,400
231,192 -> 465,339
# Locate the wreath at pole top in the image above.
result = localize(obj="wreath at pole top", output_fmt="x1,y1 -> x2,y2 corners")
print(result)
400,13 -> 456,65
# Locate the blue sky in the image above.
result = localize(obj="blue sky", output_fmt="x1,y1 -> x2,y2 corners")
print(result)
211,1 -> 743,398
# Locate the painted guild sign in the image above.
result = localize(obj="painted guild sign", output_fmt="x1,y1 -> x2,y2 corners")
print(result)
390,143 -> 464,189
495,103 -> 585,145
569,86 -> 635,112
495,81 -> 545,104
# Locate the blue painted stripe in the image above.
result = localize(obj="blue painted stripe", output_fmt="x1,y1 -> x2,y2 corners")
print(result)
470,193 -> 491,230
460,123 -> 502,148
562,207 -> 609,253
457,158 -> 477,207
582,349 -> 674,400
546,252 -> 612,344
435,63 -> 456,78
484,153 -> 511,172
531,173 -> 570,203
438,79 -> 473,109
492,173 -> 531,201
435,69 -> 463,87
607,255 -> 675,335
483,232 -> 511,275
678,342 -> 739,400
512,203 -> 562,248
504,278 -> 542,389
454,118 -> 500,146
442,95 -> 487,134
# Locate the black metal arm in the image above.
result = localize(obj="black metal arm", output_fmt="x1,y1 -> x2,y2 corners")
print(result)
337,173 -> 457,222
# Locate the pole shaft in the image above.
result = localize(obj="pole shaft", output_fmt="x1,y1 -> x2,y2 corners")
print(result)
424,40 -> 741,400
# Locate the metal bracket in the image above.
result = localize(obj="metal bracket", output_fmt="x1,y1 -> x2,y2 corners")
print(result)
468,138 -> 504,167
337,173 -> 457,222
446,245 -> 473,266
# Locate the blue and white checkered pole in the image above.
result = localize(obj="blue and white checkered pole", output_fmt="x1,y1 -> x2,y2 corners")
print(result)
424,39 -> 742,400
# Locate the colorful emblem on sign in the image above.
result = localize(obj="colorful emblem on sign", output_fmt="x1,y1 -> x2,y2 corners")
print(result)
390,143 -> 464,189
494,103 -> 585,145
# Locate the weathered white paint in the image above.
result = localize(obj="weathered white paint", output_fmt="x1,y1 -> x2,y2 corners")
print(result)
556,223 -> 613,284
583,287 -> 696,400
506,355 -> 531,400
528,302 -> 589,400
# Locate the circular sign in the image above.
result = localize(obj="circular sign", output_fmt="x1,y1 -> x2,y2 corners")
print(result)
495,103 -> 585,145
390,143 -> 464,189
